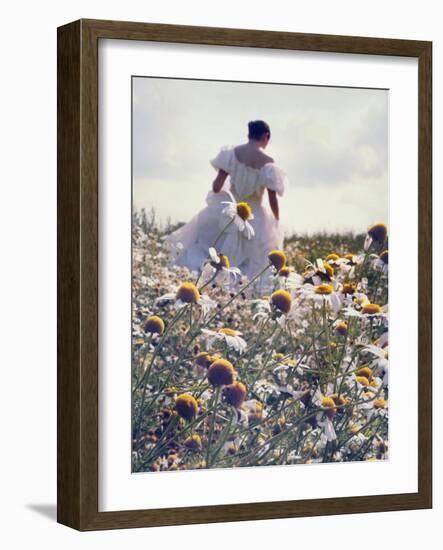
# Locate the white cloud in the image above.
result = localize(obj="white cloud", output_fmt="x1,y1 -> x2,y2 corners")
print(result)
133,77 -> 388,234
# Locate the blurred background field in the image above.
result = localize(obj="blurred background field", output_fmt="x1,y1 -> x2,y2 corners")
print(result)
135,207 -> 366,272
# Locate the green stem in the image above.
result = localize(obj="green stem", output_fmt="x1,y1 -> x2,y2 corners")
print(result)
133,307 -> 188,442
135,415 -> 179,470
207,264 -> 272,325
206,386 -> 221,467
198,271 -> 218,292
210,406 -> 235,467
249,325 -> 280,387
213,218 -> 235,248
181,264 -> 273,357
333,319 -> 351,394
132,333 -> 152,389
133,306 -> 187,393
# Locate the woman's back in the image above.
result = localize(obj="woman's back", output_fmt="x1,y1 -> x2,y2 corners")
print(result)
210,144 -> 286,203
165,120 -> 287,283
233,143 -> 274,170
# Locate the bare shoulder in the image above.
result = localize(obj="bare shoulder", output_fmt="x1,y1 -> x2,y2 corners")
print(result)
259,151 -> 274,164
234,144 -> 274,168
233,144 -> 247,155
255,150 -> 274,168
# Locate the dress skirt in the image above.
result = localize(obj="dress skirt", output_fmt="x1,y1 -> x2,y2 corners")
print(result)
164,188 -> 284,285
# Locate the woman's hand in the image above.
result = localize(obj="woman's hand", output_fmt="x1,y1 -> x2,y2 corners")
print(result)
267,189 -> 279,220
212,169 -> 228,193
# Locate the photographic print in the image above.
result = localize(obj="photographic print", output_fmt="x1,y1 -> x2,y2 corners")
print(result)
131,77 -> 389,474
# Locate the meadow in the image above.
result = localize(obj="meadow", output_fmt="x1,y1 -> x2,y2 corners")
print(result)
132,207 -> 389,473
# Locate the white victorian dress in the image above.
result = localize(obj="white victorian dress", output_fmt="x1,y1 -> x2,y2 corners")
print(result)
165,145 -> 288,284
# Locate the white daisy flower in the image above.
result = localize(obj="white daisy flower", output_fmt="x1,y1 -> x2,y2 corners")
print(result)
271,266 -> 304,291
201,327 -> 247,353
221,198 -> 255,240
200,247 -> 242,285
344,431 -> 368,455
369,251 -> 388,273
344,301 -> 388,319
156,281 -> 216,316
336,253 -> 364,275
364,343 -> 389,367
243,399 -> 267,419
364,334 -> 389,385
302,258 -> 339,286
250,298 -> 272,320
318,417 -> 337,442
222,436 -> 241,455
302,283 -> 342,314
286,451 -> 302,462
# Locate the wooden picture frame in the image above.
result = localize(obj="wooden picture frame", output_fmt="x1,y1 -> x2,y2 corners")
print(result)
57,18 -> 432,530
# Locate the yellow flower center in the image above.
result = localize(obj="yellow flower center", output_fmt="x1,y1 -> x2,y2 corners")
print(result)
274,352 -> 285,360
207,359 -> 235,386
342,283 -> 357,295
335,321 -> 348,336
325,253 -> 340,262
218,253 -> 230,268
143,315 -> 165,335
368,223 -> 388,243
227,443 -> 238,455
184,434 -> 203,451
236,202 -> 252,221
314,283 -> 334,295
362,303 -> 382,315
194,352 -> 213,368
323,263 -> 334,277
344,253 -> 357,264
248,400 -> 263,423
219,327 -> 238,337
278,266 -> 292,278
356,376 -> 370,386
321,396 -> 337,418
322,397 -> 336,408
331,394 -> 348,408
224,381 -> 247,408
175,393 -> 198,421
268,250 -> 287,271
271,289 -> 292,314
374,399 -> 387,409
357,366 -> 373,380
176,282 -> 200,304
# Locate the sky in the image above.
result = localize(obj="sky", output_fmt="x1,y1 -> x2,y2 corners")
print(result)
133,77 -> 388,235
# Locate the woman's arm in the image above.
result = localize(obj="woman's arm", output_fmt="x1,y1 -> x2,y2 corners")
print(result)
212,169 -> 228,193
267,189 -> 279,220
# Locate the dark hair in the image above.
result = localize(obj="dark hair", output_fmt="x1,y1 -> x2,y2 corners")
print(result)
248,120 -> 271,141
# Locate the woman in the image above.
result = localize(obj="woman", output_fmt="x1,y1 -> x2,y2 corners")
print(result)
165,120 -> 288,286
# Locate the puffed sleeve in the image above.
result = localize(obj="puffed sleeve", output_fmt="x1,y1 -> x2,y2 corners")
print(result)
210,146 -> 233,173
262,163 -> 288,196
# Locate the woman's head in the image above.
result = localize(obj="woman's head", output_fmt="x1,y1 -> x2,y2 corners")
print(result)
248,120 -> 271,148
